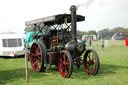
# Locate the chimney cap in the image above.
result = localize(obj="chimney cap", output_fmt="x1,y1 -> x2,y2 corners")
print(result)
70,5 -> 77,11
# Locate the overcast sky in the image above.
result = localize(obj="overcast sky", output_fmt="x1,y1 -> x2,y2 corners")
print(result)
0,0 -> 128,33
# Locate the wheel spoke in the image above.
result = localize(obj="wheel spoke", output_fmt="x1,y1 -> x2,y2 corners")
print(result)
36,48 -> 40,55
88,53 -> 91,60
92,56 -> 95,60
38,56 -> 41,60
33,60 -> 38,66
37,60 -> 41,66
37,52 -> 41,55
65,61 -> 69,66
91,53 -> 93,61
87,61 -> 89,66
63,54 -> 66,63
33,44 -> 38,50
33,57 -> 37,62
64,67 -> 68,75
67,64 -> 70,69
37,54 -> 41,59
31,53 -> 36,57
60,58 -> 63,63
62,66 -> 65,73
91,65 -> 95,73
89,65 -> 90,71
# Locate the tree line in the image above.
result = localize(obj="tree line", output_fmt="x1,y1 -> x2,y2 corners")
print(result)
77,27 -> 128,36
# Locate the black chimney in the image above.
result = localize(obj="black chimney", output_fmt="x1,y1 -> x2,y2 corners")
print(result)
70,5 -> 77,42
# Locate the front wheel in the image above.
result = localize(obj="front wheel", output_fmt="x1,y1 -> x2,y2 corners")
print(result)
30,42 -> 46,72
83,49 -> 100,75
58,50 -> 73,78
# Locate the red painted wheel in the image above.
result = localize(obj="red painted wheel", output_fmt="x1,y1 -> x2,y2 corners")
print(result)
30,42 -> 46,72
58,50 -> 73,78
83,49 -> 100,75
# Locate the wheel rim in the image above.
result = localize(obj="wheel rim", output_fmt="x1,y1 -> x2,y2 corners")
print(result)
58,53 -> 70,77
30,43 -> 42,72
84,51 -> 97,75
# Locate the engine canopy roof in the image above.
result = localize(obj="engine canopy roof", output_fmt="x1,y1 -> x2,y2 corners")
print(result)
25,14 -> 85,26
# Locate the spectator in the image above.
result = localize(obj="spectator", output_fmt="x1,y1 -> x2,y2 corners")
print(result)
88,38 -> 92,48
105,40 -> 108,47
101,39 -> 104,50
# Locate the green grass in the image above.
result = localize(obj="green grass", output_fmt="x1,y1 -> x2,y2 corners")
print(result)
0,40 -> 128,85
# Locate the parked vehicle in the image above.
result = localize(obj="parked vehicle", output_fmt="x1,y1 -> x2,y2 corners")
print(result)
112,32 -> 128,40
0,33 -> 24,57
82,35 -> 97,41
25,5 -> 100,78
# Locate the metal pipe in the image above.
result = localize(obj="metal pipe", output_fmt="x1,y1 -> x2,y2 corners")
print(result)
70,5 -> 77,42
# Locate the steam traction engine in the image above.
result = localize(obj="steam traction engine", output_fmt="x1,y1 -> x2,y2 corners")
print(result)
25,5 -> 100,78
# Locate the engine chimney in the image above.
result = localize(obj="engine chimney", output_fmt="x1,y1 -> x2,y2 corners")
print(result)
70,5 -> 77,42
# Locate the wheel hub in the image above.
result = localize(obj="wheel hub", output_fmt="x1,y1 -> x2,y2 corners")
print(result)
88,60 -> 94,65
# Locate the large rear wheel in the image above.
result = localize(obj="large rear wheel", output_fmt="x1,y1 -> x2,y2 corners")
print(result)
58,50 -> 73,78
30,42 -> 46,72
83,49 -> 100,75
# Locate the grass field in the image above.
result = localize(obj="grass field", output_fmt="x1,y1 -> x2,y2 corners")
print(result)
0,40 -> 128,85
